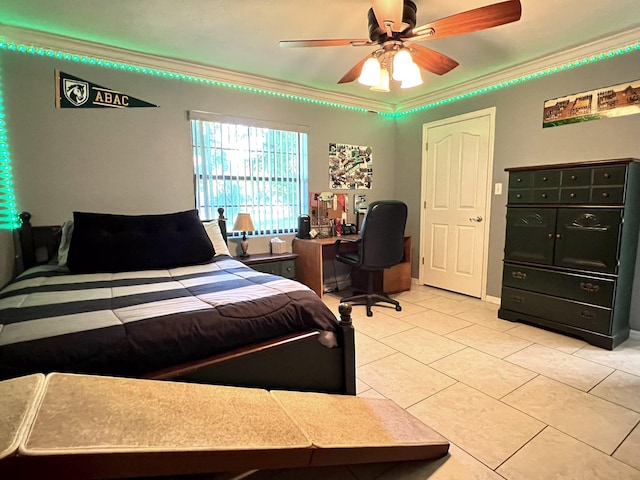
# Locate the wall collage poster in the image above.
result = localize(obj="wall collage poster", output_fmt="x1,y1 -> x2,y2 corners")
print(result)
328,143 -> 373,189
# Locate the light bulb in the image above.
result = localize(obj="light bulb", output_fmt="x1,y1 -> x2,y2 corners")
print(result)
358,57 -> 381,86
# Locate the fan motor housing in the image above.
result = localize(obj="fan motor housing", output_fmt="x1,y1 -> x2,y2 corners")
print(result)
368,0 -> 417,42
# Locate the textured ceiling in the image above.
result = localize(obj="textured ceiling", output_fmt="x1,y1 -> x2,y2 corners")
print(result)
0,0 -> 639,105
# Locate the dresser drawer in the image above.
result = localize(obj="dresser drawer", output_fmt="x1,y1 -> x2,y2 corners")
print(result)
533,170 -> 561,187
251,262 -> 281,275
509,172 -> 532,188
560,187 -> 590,203
502,264 -> 614,307
592,165 -> 626,185
501,287 -> 612,335
591,186 -> 624,204
531,188 -> 559,203
251,259 -> 296,279
561,168 -> 591,186
279,259 -> 296,279
508,189 -> 533,203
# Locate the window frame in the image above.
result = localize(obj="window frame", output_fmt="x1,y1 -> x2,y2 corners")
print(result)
189,111 -> 309,237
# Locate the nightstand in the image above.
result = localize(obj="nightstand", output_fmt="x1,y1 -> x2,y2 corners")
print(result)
234,252 -> 298,280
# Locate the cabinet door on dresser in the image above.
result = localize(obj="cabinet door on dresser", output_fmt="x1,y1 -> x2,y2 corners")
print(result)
554,209 -> 621,273
504,208 -> 556,265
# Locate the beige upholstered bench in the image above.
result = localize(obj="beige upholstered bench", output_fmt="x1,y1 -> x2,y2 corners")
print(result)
0,373 -> 449,479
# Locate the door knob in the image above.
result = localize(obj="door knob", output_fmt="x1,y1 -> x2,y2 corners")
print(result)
469,216 -> 483,222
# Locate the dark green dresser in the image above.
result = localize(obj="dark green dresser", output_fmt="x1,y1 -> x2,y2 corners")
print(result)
498,159 -> 640,349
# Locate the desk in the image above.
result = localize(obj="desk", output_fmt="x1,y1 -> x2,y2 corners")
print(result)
293,235 -> 411,298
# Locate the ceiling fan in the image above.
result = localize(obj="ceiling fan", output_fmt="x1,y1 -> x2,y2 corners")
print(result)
279,0 -> 522,90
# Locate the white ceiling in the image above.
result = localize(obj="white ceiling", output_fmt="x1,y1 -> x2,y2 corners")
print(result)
1,0 -> 639,106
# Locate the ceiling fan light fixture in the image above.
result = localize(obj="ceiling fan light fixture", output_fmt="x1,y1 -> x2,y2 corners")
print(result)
358,56 -> 381,86
392,48 -> 414,81
400,62 -> 423,89
370,67 -> 390,92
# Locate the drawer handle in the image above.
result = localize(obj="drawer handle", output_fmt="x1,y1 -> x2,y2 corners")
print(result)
602,192 -> 610,198
580,282 -> 600,293
571,175 -> 577,180
541,193 -> 547,199
556,233 -> 561,239
512,271 -> 527,280
580,310 -> 596,320
516,193 -> 522,199
517,178 -> 522,183
543,176 -> 548,182
547,233 -> 554,239
570,192 -> 576,198
510,295 -> 525,304
604,172 -> 611,179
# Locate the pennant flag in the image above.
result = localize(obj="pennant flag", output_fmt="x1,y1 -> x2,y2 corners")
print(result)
55,71 -> 158,109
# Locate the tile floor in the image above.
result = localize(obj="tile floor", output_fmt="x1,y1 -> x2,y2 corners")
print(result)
248,283 -> 640,479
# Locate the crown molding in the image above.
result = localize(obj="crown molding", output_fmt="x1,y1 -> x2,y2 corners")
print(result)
0,24 -> 395,114
396,27 -> 640,114
1,24 -> 639,117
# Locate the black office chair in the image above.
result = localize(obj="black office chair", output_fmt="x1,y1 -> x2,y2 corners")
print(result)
334,200 -> 408,317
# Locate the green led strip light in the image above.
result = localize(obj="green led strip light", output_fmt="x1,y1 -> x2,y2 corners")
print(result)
0,40 -> 638,118
0,40 -> 638,229
0,55 -> 19,229
384,42 -> 640,118
0,41 -> 370,114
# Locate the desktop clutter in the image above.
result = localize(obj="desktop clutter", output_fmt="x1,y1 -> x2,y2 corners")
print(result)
298,192 -> 361,239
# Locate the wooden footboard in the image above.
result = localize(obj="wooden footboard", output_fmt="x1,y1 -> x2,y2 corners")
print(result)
145,303 -> 356,395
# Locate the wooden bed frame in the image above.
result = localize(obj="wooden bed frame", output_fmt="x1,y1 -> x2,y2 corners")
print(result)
14,210 -> 356,395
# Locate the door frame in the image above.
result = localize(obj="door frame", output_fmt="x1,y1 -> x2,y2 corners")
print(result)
419,107 -> 496,300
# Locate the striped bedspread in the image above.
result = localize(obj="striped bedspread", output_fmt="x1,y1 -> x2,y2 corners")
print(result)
0,256 -> 339,380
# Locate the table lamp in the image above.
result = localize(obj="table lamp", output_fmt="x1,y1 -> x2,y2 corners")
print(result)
233,213 -> 255,258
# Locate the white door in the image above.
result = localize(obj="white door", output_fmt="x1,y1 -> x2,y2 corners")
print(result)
419,108 -> 495,298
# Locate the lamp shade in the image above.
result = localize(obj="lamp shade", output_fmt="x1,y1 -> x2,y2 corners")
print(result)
370,67 -> 390,92
233,213 -> 255,232
400,62 -> 423,89
358,57 -> 381,86
392,49 -> 413,81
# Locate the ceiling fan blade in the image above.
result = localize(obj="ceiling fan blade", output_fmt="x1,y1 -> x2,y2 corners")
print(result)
279,39 -> 372,48
408,43 -> 459,76
338,55 -> 371,84
371,0 -> 405,32
411,0 -> 522,41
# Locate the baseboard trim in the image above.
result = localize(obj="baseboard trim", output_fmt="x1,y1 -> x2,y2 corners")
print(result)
629,330 -> 640,341
484,295 -> 501,305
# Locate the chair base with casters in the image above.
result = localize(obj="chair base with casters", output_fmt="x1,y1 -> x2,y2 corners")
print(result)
340,268 -> 402,317
334,200 -> 408,318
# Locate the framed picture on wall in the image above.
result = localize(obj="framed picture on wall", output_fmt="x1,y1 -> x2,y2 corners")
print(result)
543,79 -> 640,128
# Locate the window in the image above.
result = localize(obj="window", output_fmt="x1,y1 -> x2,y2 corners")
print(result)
190,112 -> 308,236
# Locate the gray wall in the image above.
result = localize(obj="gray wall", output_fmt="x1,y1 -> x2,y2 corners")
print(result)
3,48 -> 640,328
394,50 -> 640,328
3,52 -> 395,256
394,52 -> 640,330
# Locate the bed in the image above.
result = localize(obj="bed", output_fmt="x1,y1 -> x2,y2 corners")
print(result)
0,209 -> 355,395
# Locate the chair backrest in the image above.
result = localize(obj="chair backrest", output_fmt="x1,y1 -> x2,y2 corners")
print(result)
359,200 -> 408,270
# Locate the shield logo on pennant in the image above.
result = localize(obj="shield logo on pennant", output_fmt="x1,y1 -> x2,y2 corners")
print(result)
63,78 -> 89,106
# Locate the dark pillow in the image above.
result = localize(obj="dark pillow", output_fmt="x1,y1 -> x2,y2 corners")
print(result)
67,210 -> 215,273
